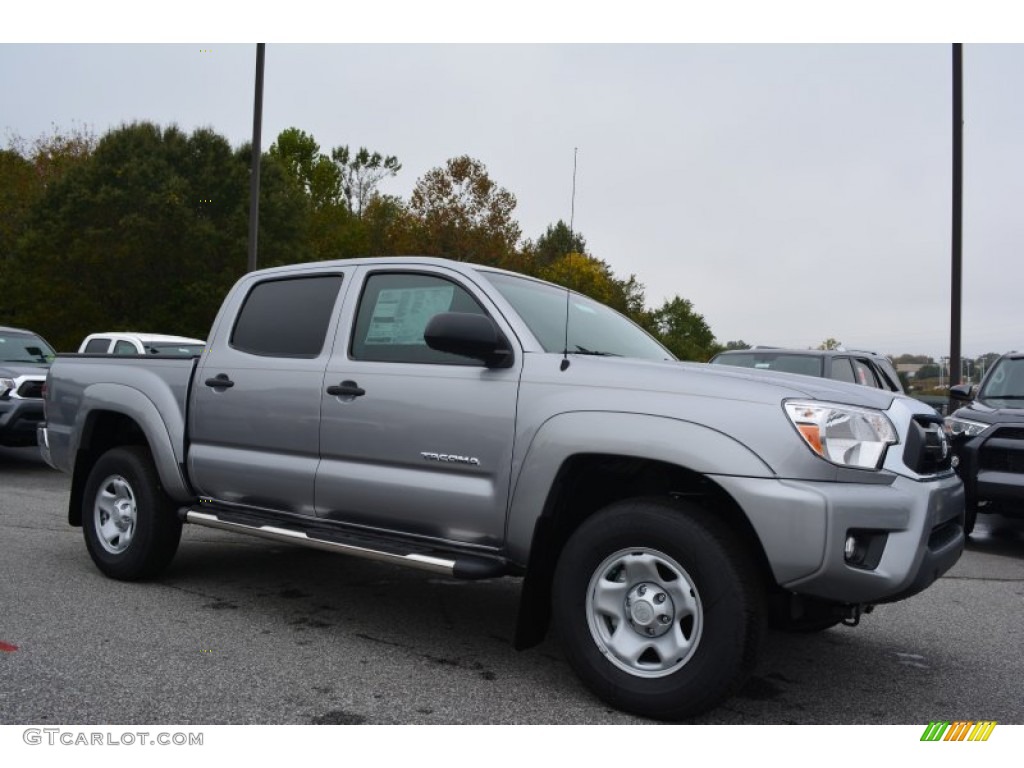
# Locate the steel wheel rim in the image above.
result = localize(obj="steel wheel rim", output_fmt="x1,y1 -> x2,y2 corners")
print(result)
93,474 -> 137,554
585,547 -> 703,678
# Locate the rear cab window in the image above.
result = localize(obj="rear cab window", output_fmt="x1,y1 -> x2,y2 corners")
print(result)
83,338 -> 111,354
231,275 -> 345,358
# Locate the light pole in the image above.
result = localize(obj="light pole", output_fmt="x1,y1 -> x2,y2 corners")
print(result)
949,44 -> 963,402
247,43 -> 266,273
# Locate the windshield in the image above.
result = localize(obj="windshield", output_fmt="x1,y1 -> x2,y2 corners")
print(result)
482,272 -> 673,361
977,357 -> 1024,402
0,332 -> 56,363
710,352 -> 824,377
145,343 -> 205,356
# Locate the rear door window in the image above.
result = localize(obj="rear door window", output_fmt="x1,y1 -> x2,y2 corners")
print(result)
231,275 -> 344,358
830,357 -> 857,384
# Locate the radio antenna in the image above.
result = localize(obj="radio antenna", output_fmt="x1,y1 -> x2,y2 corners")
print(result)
561,147 -> 578,372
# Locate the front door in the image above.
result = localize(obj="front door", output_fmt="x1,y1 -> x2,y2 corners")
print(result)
315,266 -> 521,548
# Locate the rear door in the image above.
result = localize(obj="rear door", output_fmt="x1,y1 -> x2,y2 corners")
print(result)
315,265 -> 521,548
189,268 -> 351,516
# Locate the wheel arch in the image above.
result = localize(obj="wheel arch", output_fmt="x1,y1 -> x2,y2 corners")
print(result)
68,392 -> 191,526
513,453 -> 776,650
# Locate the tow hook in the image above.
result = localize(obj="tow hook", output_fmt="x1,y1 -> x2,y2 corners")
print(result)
841,604 -> 875,627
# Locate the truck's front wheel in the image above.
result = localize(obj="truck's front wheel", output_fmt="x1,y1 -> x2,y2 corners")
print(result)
82,446 -> 182,580
552,498 -> 763,720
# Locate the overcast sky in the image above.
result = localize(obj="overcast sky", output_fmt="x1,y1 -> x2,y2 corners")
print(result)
3,10 -> 1022,360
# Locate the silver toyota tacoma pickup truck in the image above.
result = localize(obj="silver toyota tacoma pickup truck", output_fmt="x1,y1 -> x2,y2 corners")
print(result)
39,257 -> 964,720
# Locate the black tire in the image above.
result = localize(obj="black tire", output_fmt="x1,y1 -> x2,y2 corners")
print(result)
82,446 -> 182,580
551,498 -> 764,720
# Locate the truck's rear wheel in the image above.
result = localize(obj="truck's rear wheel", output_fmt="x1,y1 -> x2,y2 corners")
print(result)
552,498 -> 763,720
82,446 -> 182,580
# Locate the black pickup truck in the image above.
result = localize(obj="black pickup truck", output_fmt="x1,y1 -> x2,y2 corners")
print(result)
948,351 -> 1024,534
0,326 -> 54,447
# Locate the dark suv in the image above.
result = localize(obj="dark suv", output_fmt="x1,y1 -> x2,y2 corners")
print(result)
948,351 -> 1024,534
708,347 -> 904,393
0,326 -> 56,448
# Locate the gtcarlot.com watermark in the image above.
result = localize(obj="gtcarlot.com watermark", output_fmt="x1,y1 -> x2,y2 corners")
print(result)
23,729 -> 203,747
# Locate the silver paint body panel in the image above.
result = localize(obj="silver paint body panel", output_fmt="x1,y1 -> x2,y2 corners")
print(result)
42,256 -> 963,604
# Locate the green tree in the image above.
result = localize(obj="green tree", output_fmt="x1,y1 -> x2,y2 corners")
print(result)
333,145 -> 401,218
1,127 -> 97,320
818,337 -> 842,350
409,156 -> 521,266
648,296 -> 719,362
724,340 -> 751,350
7,122 -> 307,350
524,220 -> 587,271
268,128 -> 342,209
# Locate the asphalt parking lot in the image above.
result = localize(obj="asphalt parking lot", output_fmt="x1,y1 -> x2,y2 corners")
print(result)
2,444 -> 1022,725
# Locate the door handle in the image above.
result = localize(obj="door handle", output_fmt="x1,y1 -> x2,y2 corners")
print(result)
204,374 -> 234,389
326,380 -> 365,397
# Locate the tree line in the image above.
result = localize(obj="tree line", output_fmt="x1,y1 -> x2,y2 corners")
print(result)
0,122 -> 723,359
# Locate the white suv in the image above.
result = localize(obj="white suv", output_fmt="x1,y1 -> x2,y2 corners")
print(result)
78,333 -> 206,356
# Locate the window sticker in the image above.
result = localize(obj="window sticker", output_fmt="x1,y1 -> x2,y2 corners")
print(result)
365,286 -> 455,345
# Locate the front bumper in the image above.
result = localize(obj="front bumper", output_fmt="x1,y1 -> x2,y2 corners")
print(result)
0,398 -> 45,447
954,427 -> 1024,514
716,472 -> 964,605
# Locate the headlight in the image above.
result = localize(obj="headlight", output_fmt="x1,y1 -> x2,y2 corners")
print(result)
784,400 -> 897,470
0,377 -> 15,398
946,417 -> 988,438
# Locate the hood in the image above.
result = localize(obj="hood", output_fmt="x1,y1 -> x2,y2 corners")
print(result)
0,362 -> 49,379
954,399 -> 1024,424
551,355 -> 898,410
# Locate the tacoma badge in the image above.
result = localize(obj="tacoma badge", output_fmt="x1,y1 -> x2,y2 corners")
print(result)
421,451 -> 481,466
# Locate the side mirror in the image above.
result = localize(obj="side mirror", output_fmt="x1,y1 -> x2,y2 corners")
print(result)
949,383 -> 973,402
424,312 -> 513,368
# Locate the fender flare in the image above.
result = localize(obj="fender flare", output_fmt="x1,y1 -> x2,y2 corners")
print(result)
505,410 -> 774,563
73,382 -> 191,502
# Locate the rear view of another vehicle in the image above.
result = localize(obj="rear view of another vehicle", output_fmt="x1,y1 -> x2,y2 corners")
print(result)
0,326 -> 55,447
948,352 -> 1024,534
78,332 -> 206,357
708,348 -> 905,392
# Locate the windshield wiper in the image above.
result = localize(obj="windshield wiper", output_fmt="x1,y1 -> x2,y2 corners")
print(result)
983,395 -> 1024,400
571,345 -> 622,357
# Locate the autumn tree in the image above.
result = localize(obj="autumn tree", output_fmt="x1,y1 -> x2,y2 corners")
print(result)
409,156 -> 521,267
